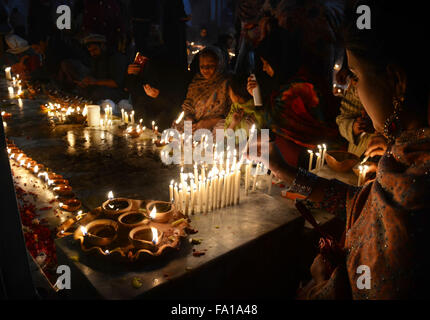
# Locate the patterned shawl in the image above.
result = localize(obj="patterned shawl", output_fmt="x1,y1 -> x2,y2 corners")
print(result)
308,127 -> 430,299
182,72 -> 230,122
345,127 -> 430,299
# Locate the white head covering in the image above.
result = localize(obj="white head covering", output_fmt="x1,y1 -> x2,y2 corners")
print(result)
117,99 -> 133,113
5,34 -> 30,54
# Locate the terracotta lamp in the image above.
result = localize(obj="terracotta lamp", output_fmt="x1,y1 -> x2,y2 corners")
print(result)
102,197 -> 132,216
81,219 -> 118,247
129,226 -> 162,251
145,201 -> 174,223
118,211 -> 149,232
59,198 -> 82,212
53,184 -> 73,196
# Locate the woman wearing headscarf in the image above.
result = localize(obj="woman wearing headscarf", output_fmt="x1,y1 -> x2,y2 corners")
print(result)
176,46 -> 231,133
248,0 -> 430,299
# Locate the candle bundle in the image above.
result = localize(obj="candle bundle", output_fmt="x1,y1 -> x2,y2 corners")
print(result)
169,155 -> 243,214
42,102 -> 88,124
307,144 -> 327,172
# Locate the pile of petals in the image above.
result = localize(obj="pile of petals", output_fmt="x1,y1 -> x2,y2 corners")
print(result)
14,183 -> 58,284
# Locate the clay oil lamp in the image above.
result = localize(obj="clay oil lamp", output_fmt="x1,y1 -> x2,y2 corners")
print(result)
129,226 -> 162,252
81,219 -> 118,247
32,163 -> 44,174
59,198 -> 81,212
25,160 -> 39,172
47,172 -> 63,180
125,126 -> 142,138
118,211 -> 149,237
102,191 -> 132,216
145,201 -> 174,223
50,178 -> 69,187
53,184 -> 73,196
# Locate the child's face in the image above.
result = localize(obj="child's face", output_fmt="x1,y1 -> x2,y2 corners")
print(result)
228,86 -> 239,103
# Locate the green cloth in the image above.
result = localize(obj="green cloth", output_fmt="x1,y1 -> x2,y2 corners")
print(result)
224,99 -> 265,134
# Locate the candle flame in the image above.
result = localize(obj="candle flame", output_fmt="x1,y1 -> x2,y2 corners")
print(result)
34,165 -> 39,173
308,150 -> 313,154
108,191 -> 114,200
175,111 -> 185,124
80,226 -> 88,236
151,227 -> 158,245
150,206 -> 157,219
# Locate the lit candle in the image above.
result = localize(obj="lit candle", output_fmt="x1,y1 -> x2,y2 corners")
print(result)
178,186 -> 183,212
190,183 -> 195,214
315,152 -> 321,171
174,183 -> 180,209
130,111 -> 135,124
321,144 -> 327,168
5,67 -> 12,80
245,160 -> 251,196
175,111 -> 184,124
194,164 -> 199,186
213,172 -> 219,209
198,178 -> 203,213
124,112 -> 129,124
235,163 -> 241,204
317,145 -> 322,169
218,172 -> 224,209
152,121 -> 155,131
226,171 -> 232,206
8,86 -> 14,97
121,108 -> 125,122
169,180 -> 174,202
308,150 -> 314,171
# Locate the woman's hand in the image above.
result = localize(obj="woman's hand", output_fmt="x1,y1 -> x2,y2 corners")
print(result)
127,64 -> 142,75
365,134 -> 388,157
247,76 -> 257,97
229,110 -> 244,129
143,84 -> 160,98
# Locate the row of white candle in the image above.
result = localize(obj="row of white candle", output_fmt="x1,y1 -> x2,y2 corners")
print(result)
169,153 -> 243,214
121,109 -> 135,124
307,144 -> 327,172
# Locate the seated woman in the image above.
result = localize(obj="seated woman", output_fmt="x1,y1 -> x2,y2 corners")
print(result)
224,74 -> 265,133
175,46 -> 231,133
247,29 -> 342,167
248,1 -> 430,299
